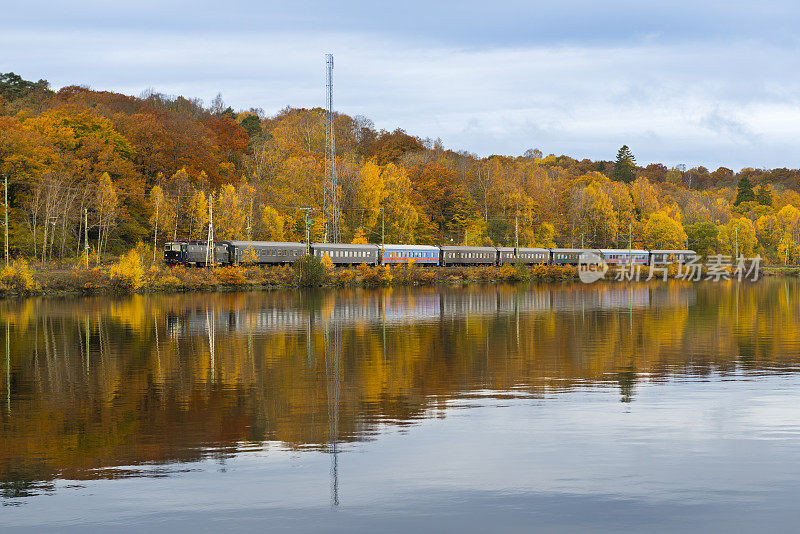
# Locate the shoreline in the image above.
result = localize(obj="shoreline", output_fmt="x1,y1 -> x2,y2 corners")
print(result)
0,261 -> 793,300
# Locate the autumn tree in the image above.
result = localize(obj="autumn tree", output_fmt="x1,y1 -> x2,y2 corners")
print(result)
575,182 -> 618,247
214,184 -> 246,240
685,221 -> 718,257
95,172 -> 119,263
717,217 -> 757,257
260,205 -> 285,241
188,190 -> 209,239
149,185 -> 176,262
409,161 -> 474,242
381,163 -> 419,243
755,214 -> 780,256
643,212 -> 687,250
630,177 -> 660,219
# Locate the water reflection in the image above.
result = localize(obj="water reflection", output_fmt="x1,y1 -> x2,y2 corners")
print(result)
0,279 -> 799,502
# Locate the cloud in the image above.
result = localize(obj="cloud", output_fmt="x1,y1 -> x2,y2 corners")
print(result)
2,4 -> 800,170
700,109 -> 760,143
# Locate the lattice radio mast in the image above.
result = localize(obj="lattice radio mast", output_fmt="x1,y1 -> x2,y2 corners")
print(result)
323,53 -> 340,243
205,194 -> 215,266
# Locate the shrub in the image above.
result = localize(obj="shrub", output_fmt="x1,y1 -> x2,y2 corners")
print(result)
393,262 -> 421,285
295,254 -> 325,287
133,241 -> 153,266
336,268 -> 354,285
240,247 -> 259,264
214,266 -> 248,286
418,268 -> 437,285
500,263 -> 517,281
108,250 -> 145,292
360,264 -> 392,286
0,259 -> 35,294
515,262 -> 530,281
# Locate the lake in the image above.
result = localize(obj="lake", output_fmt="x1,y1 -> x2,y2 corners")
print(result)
1,280 -> 800,532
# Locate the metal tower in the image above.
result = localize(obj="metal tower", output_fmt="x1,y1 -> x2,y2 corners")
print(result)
323,53 -> 340,243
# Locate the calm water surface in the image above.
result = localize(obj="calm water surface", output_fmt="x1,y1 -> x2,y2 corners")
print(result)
1,280 -> 800,532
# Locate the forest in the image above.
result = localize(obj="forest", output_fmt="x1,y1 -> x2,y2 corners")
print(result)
3,71 -> 800,266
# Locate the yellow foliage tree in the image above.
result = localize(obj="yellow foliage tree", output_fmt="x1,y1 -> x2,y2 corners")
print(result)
149,185 -> 176,263
576,182 -> 618,247
214,184 -> 246,240
777,205 -> 800,235
343,160 -> 384,239
381,163 -> 419,243
631,177 -> 660,219
643,212 -> 688,250
717,217 -> 757,257
533,222 -> 556,248
95,172 -> 119,264
188,190 -> 209,239
260,205 -> 286,241
351,227 -> 368,244
755,214 -> 780,254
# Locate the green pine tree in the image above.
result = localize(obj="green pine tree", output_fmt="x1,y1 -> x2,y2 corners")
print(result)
734,175 -> 756,205
755,184 -> 772,206
613,145 -> 637,183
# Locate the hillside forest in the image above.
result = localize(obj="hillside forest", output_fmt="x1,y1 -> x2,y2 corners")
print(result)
2,72 -> 800,265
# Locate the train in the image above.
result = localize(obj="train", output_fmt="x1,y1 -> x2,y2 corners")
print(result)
164,240 -> 697,268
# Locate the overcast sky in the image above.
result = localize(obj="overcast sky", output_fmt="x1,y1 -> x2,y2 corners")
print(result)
2,1 -> 800,170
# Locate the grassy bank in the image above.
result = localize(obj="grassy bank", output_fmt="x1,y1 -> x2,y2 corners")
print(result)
0,252 -> 581,298
760,266 -> 800,277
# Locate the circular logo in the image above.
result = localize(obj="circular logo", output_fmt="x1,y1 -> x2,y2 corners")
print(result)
578,252 -> 608,283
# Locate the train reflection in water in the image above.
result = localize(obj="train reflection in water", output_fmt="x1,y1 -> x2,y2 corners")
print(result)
165,284 -> 696,338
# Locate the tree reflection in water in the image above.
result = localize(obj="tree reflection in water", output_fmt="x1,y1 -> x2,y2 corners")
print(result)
0,279 -> 798,498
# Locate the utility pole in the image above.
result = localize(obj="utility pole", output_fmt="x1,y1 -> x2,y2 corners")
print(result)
4,176 -> 8,267
302,206 -> 312,255
381,206 -> 385,245
205,194 -> 214,266
247,197 -> 253,241
515,216 -> 519,252
153,194 -> 160,264
734,226 -> 739,260
84,208 -> 89,268
628,222 -> 632,267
